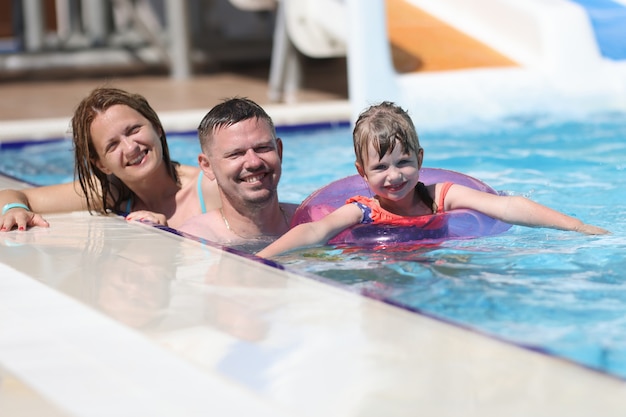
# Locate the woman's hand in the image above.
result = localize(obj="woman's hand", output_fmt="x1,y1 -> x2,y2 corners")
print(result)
125,210 -> 168,226
0,209 -> 50,232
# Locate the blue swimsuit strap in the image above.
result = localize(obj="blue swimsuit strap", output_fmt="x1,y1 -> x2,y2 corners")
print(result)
124,171 -> 207,215
197,170 -> 207,214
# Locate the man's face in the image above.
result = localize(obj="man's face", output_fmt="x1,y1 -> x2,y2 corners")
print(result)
199,117 -> 283,210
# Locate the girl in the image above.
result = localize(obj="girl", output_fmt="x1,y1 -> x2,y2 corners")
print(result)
257,101 -> 609,257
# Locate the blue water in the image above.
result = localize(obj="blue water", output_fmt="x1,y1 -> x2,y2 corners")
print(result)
1,114 -> 626,379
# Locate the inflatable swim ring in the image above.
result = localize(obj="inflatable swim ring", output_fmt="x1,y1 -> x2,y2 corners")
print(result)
291,168 -> 512,246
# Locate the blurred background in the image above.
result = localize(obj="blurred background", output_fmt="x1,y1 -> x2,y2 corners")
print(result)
0,0 -> 349,122
1,0 -> 624,128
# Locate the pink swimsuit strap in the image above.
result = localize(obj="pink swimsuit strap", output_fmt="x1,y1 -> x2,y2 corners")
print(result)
437,182 -> 454,213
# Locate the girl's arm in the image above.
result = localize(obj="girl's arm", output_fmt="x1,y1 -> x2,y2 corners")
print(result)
257,203 -> 364,258
442,184 -> 610,234
0,182 -> 89,231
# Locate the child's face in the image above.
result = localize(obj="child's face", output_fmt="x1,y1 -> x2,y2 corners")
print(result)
358,140 -> 422,202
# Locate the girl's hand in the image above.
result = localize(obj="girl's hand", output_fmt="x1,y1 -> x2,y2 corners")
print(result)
0,209 -> 50,232
125,210 -> 168,226
575,223 -> 611,235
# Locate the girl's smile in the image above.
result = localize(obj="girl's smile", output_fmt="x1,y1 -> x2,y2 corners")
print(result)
385,180 -> 409,193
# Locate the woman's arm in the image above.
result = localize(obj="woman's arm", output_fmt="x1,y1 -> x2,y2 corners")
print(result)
0,182 -> 89,231
443,184 -> 610,234
257,203 -> 364,258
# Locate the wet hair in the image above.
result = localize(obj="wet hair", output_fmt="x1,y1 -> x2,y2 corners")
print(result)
352,101 -> 421,166
72,87 -> 178,214
353,102 -> 435,212
197,97 -> 277,154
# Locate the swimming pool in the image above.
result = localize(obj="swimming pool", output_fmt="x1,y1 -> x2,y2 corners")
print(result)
1,113 -> 625,380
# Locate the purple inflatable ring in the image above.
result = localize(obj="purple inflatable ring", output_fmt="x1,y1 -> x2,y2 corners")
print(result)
291,168 -> 512,246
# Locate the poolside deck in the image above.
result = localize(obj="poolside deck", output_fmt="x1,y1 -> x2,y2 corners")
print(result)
0,57 -> 350,142
3,0 -> 626,415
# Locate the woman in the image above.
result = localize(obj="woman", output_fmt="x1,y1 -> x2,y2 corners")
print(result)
0,87 -> 220,231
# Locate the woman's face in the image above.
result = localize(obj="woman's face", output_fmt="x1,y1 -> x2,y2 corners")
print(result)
90,104 -> 164,182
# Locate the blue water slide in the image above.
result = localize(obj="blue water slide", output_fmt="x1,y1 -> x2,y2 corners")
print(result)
569,0 -> 626,60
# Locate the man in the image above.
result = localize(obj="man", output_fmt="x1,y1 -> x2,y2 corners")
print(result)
178,98 -> 297,245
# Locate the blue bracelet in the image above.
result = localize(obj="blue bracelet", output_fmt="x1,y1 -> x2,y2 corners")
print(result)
2,202 -> 31,215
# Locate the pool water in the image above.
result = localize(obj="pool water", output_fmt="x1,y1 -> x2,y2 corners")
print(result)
1,114 -> 625,379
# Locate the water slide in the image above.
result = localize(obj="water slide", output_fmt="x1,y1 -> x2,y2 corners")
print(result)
569,0 -> 626,60
348,0 -> 626,126
276,0 -> 626,127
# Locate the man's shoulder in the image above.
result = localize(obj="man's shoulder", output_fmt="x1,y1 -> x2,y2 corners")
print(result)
280,202 -> 299,211
177,209 -> 222,239
280,202 -> 299,221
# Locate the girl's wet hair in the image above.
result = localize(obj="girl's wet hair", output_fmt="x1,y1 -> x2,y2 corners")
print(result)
197,97 -> 277,154
352,101 -> 421,166
72,87 -> 178,214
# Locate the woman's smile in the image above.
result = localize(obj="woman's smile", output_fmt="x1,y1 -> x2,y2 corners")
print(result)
126,149 -> 149,167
